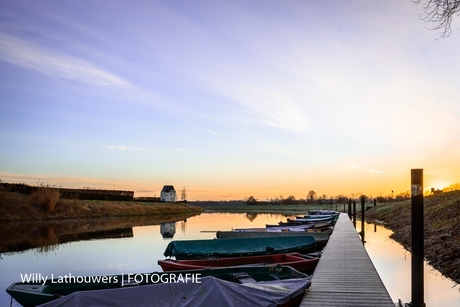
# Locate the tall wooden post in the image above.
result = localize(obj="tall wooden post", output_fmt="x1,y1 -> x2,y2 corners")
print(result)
408,169 -> 425,307
360,196 -> 365,244
348,199 -> 352,219
352,200 -> 356,228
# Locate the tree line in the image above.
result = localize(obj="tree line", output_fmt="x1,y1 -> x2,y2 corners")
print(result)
245,183 -> 460,205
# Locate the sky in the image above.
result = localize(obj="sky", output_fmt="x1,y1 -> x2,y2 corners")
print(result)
0,1 -> 459,201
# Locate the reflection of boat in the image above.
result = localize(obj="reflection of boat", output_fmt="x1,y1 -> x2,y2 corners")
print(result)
215,231 -> 331,248
38,275 -> 311,307
163,236 -> 317,259
7,265 -> 310,307
158,252 -> 319,274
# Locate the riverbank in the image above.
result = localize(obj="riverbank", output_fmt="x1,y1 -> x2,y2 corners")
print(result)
365,190 -> 460,284
0,190 -> 203,221
191,200 -> 339,215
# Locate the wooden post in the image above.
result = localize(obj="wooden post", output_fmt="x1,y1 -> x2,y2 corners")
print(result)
352,200 -> 356,228
374,198 -> 376,207
361,196 -> 365,243
408,169 -> 425,307
348,199 -> 352,219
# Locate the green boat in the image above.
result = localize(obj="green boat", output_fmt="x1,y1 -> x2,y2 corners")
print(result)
163,236 -> 317,259
6,265 -> 309,307
215,230 -> 331,248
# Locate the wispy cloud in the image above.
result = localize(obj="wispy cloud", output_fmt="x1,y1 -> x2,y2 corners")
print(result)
206,128 -> 217,135
0,32 -> 132,88
369,168 -> 390,176
104,144 -> 145,151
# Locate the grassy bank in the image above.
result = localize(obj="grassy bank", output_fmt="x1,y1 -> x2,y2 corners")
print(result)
0,189 -> 203,221
366,190 -> 460,284
191,201 -> 343,215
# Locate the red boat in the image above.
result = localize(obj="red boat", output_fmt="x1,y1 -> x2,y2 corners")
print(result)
158,252 -> 319,274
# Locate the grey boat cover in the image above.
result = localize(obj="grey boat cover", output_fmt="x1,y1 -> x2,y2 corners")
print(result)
37,276 -> 311,307
163,236 -> 317,258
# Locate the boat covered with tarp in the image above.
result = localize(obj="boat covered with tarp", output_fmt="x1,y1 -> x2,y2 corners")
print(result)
215,230 -> 331,248
163,236 -> 317,259
6,265 -> 309,307
37,275 -> 312,307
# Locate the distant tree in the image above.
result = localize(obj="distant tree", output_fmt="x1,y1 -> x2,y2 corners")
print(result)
443,183 -> 460,191
307,190 -> 317,203
413,0 -> 460,38
282,195 -> 296,205
180,187 -> 187,201
335,194 -> 349,204
395,191 -> 411,201
245,196 -> 257,205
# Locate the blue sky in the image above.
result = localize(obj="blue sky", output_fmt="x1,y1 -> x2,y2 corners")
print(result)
1,0 -> 459,200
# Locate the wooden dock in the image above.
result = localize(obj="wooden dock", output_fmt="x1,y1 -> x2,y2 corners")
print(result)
300,213 -> 395,307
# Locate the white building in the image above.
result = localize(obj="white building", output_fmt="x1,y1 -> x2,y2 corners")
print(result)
160,185 -> 176,202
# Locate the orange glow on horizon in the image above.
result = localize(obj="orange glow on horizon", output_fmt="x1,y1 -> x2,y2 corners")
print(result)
1,171 -> 458,201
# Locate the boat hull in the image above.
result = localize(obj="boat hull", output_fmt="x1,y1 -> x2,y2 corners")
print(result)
158,252 -> 319,274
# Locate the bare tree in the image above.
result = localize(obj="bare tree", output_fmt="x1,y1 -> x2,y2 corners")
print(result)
307,190 -> 317,203
413,0 -> 460,37
180,187 -> 187,201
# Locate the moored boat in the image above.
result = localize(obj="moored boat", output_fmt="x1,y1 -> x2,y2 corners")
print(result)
37,275 -> 312,307
158,252 -> 319,274
6,265 -> 310,307
163,236 -> 317,260
286,216 -> 337,224
216,230 -> 331,249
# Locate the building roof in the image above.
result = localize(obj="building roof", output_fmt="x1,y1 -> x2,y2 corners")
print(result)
161,185 -> 175,193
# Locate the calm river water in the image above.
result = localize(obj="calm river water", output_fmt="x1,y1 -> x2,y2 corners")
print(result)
1,213 -> 459,306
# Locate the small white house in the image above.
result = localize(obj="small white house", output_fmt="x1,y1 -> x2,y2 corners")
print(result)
160,185 -> 176,202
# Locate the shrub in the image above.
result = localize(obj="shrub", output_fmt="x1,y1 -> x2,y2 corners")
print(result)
29,187 -> 60,213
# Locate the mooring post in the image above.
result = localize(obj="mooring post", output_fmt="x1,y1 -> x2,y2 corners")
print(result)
374,198 -> 376,207
408,168 -> 425,307
360,196 -> 365,243
348,198 -> 352,219
352,200 -> 356,228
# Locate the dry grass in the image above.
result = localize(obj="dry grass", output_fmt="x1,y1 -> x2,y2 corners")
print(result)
29,187 -> 60,213
0,191 -> 203,221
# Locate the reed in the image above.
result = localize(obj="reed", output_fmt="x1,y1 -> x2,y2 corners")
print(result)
29,187 -> 60,213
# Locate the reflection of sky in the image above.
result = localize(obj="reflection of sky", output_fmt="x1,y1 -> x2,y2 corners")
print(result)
358,221 -> 460,306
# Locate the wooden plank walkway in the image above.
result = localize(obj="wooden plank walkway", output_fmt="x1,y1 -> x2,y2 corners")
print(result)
300,213 -> 395,307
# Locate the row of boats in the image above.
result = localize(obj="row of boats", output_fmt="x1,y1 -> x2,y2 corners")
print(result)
6,210 -> 340,307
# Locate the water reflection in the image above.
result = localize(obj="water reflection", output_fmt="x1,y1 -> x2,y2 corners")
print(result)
0,213 -> 197,254
355,220 -> 460,306
2,213 -> 459,307
245,213 -> 258,221
160,223 -> 176,239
